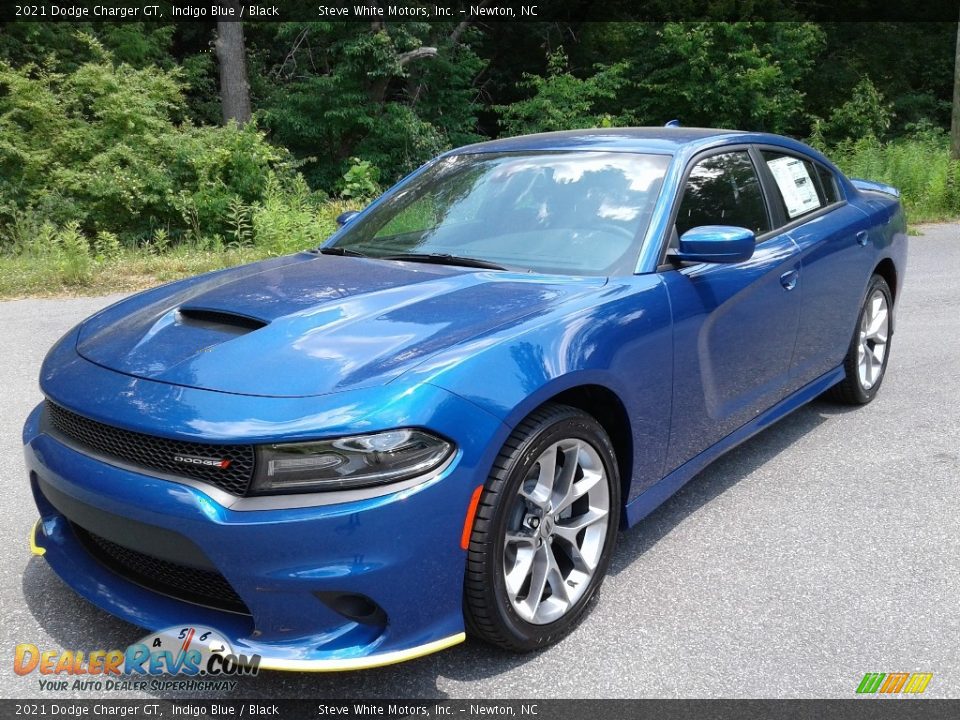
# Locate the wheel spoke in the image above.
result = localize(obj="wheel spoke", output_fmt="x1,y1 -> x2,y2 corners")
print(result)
554,507 -> 608,541
504,543 -> 536,597
520,448 -> 557,508
551,442 -> 580,509
555,466 -> 602,516
521,545 -> 550,619
867,307 -> 888,338
505,532 -> 536,548
855,289 -> 890,392
554,532 -> 598,574
545,545 -> 571,606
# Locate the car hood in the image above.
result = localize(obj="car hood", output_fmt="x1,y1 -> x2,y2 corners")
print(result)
76,253 -> 607,397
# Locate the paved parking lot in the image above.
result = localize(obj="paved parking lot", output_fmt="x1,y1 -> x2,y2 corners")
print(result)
1,224 -> 957,699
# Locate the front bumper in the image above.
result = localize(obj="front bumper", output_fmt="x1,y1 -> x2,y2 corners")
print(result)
23,365 -> 506,670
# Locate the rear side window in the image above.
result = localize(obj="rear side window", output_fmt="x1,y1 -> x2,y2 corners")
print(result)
761,151 -> 832,221
815,164 -> 840,204
675,151 -> 769,237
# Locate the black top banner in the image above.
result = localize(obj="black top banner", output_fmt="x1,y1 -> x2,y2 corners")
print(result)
2,0 -> 960,23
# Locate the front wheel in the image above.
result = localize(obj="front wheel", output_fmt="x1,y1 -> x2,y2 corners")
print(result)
828,274 -> 893,405
463,403 -> 621,652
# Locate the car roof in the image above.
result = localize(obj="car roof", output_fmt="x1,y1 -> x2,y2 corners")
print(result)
444,127 -> 837,162
450,127 -> 751,156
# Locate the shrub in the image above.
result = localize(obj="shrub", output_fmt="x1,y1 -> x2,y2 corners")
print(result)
0,40 -> 304,251
340,157 -> 381,200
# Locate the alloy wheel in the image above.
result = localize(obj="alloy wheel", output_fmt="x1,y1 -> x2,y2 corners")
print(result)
857,289 -> 889,390
502,438 -> 610,625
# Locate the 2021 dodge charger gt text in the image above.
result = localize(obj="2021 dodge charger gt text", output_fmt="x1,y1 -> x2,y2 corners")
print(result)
24,127 -> 907,670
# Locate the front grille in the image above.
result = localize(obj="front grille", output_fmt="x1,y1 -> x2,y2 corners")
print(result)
46,401 -> 255,496
75,525 -> 250,614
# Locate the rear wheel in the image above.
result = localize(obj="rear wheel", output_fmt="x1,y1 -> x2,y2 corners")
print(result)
828,274 -> 893,405
463,403 -> 620,652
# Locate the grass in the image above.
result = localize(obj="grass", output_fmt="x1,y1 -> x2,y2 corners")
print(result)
829,134 -> 960,224
0,199 -> 358,300
0,246 -> 269,299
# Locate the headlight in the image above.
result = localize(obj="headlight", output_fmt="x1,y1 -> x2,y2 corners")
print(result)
251,429 -> 453,495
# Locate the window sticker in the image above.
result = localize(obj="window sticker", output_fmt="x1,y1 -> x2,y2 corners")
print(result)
766,156 -> 821,219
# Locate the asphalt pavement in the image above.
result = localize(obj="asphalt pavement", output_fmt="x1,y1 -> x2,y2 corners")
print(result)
1,224 -> 958,699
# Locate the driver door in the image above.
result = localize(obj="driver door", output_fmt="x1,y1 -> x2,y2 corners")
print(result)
660,148 -> 803,473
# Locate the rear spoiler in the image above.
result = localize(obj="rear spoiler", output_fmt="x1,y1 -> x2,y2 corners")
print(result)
850,178 -> 900,198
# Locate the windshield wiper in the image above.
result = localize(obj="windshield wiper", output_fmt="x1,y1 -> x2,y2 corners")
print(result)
319,246 -> 368,258
381,253 -> 507,271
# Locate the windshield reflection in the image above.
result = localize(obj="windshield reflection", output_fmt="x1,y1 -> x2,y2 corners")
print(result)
331,151 -> 671,276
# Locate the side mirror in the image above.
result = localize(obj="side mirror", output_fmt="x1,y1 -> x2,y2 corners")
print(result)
675,225 -> 755,264
336,210 -> 360,227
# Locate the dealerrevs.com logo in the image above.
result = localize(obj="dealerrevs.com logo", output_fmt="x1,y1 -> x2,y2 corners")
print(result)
14,626 -> 260,692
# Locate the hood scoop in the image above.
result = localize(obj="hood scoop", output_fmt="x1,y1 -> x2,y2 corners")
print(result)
177,306 -> 268,335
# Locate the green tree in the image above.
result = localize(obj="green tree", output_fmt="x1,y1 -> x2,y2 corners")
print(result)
257,22 -> 485,190
812,76 -> 893,145
622,22 -> 824,133
495,48 -> 627,136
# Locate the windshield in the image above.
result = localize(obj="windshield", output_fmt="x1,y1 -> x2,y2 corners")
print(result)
330,151 -> 671,276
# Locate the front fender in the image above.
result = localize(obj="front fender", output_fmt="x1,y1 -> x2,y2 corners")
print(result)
407,275 -> 675,501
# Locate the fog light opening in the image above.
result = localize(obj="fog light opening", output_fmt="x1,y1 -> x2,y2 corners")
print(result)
315,591 -> 387,627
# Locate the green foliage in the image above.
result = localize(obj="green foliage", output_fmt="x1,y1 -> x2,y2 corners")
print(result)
93,230 -> 121,261
226,197 -> 254,247
495,48 -> 627,135
812,77 -> 893,145
804,23 -> 954,136
0,22 -> 175,73
0,19 -> 958,300
830,127 -> 960,222
4,218 -> 93,287
250,180 -> 356,256
0,44 -> 307,251
149,227 -> 170,254
258,23 -> 481,188
340,157 -> 381,200
623,22 -> 824,133
57,220 -> 93,285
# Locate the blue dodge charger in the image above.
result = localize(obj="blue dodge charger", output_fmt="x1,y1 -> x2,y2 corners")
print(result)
24,127 -> 907,669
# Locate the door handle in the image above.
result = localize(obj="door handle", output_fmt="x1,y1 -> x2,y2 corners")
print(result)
780,269 -> 799,291
856,230 -> 869,246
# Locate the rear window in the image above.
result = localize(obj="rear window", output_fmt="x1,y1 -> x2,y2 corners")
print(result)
761,151 -> 825,221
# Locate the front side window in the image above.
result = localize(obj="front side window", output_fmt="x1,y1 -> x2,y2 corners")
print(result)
331,151 -> 671,276
675,151 -> 769,238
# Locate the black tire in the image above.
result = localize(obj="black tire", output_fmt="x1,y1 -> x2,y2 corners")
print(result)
827,274 -> 893,405
463,403 -> 621,652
